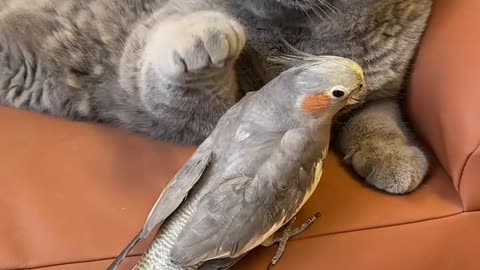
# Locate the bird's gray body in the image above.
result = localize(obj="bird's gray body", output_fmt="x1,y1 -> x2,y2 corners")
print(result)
135,87 -> 329,270
109,56 -> 365,270
134,161 -> 324,270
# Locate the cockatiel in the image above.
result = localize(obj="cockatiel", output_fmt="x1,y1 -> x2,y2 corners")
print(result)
108,55 -> 365,270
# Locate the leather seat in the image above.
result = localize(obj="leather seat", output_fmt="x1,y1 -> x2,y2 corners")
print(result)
1,0 -> 479,269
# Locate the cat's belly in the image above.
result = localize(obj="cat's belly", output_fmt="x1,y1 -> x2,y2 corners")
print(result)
238,33 -> 406,100
235,11 -> 429,99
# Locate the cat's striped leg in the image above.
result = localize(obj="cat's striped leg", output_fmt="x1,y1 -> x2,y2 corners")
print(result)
0,16 -> 95,121
337,99 -> 429,194
0,32 -> 47,113
118,10 -> 246,143
137,10 -> 246,103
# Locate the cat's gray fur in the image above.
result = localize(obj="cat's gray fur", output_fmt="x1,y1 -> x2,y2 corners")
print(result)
0,0 -> 431,194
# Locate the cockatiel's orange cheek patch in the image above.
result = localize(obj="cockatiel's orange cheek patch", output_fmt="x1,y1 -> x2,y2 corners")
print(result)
302,94 -> 331,115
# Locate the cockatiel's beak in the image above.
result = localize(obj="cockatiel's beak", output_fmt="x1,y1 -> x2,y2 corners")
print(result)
346,65 -> 366,105
347,89 -> 364,105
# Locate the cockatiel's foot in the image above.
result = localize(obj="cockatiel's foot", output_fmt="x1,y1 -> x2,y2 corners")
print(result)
264,213 -> 321,269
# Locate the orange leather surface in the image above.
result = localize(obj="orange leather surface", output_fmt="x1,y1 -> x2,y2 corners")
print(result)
35,257 -> 140,270
0,107 -> 195,269
408,0 -> 480,211
0,106 -> 465,269
234,212 -> 480,270
31,213 -> 480,270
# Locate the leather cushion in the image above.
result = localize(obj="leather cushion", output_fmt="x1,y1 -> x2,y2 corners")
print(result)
0,106 -> 462,269
408,0 -> 480,211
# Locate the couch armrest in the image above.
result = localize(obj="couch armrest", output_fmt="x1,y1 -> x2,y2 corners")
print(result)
407,0 -> 480,211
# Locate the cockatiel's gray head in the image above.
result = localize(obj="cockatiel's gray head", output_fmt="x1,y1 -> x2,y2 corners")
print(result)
263,55 -> 366,125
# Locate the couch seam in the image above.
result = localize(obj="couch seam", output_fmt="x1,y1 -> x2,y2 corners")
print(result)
295,211 -> 465,242
11,256 -> 144,270
457,143 -> 480,210
12,211 -> 479,270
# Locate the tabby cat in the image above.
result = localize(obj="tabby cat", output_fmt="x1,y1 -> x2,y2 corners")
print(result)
0,0 -> 431,194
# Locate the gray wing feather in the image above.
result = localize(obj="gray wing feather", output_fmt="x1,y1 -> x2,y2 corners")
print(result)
142,140 -> 213,234
170,128 -> 314,266
108,88 -> 256,270
198,255 -> 247,270
107,139 -> 213,270
143,84 -> 259,235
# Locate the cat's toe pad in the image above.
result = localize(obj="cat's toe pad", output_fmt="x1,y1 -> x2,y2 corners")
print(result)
146,11 -> 246,81
345,143 -> 428,194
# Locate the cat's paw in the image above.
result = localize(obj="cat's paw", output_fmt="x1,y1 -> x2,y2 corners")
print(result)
145,11 -> 246,83
344,142 -> 428,194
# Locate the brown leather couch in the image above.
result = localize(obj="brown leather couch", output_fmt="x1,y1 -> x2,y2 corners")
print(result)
1,0 -> 479,269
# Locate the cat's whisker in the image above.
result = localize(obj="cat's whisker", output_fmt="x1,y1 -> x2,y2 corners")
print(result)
299,4 -> 315,24
318,3 -> 337,22
306,0 -> 333,23
317,0 -> 334,14
276,34 -> 318,59
319,0 -> 341,15
307,3 -> 324,21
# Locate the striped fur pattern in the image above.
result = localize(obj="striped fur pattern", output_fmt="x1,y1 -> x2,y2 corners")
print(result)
0,0 -> 431,194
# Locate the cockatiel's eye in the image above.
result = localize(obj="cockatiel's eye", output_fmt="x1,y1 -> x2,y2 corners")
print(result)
332,90 -> 345,98
328,85 -> 348,99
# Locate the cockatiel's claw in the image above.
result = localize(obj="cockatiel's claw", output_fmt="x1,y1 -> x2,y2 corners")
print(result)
268,213 -> 321,269
289,212 -> 321,238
